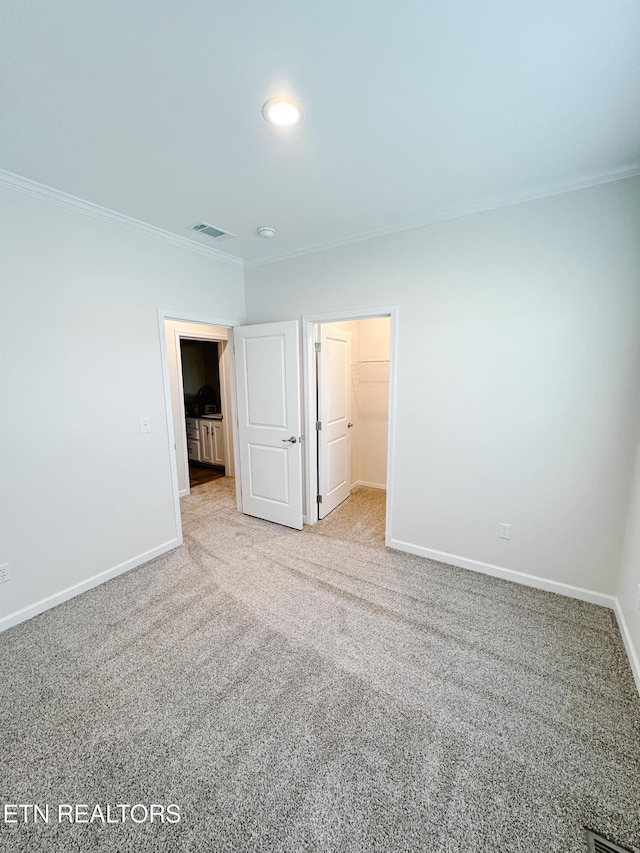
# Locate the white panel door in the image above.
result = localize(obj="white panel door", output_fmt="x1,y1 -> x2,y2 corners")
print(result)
317,325 -> 352,519
234,321 -> 303,529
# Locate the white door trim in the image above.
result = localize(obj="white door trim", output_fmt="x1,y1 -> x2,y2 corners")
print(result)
157,308 -> 238,543
172,328 -> 190,495
301,305 -> 399,545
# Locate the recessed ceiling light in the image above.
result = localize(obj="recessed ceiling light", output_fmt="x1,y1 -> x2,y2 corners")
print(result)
262,97 -> 303,128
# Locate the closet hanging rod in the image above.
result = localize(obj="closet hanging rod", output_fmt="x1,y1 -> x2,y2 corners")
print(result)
352,359 -> 390,364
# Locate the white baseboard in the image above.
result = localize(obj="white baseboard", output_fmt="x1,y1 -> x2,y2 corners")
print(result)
0,538 -> 181,634
612,598 -> 640,698
388,538 -> 616,608
179,487 -> 189,498
352,480 -> 387,490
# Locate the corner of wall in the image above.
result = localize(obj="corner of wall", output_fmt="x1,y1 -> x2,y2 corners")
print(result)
0,539 -> 180,634
613,598 -> 640,697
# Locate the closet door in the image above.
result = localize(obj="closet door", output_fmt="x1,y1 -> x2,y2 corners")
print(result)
317,325 -> 352,519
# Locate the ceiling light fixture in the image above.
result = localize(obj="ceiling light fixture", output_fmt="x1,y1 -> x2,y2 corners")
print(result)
262,97 -> 303,128
257,226 -> 276,238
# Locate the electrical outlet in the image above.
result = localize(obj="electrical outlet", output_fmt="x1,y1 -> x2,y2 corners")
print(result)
498,523 -> 511,540
0,563 -> 10,584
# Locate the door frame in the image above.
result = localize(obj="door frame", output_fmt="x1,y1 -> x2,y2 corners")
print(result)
173,331 -> 233,490
301,305 -> 398,544
158,309 -> 240,542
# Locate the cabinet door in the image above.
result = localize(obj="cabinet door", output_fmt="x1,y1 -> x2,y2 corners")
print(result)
187,439 -> 201,462
198,421 -> 214,464
212,422 -> 225,466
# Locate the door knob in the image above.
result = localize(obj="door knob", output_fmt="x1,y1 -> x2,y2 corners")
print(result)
347,422 -> 353,428
282,436 -> 297,443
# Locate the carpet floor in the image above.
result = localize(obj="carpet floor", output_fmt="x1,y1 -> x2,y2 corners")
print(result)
1,479 -> 639,853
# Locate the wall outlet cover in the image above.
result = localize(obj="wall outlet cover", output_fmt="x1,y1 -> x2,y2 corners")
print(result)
0,563 -> 10,584
499,523 -> 511,540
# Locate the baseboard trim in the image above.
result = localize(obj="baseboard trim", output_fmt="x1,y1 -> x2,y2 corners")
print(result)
0,538 -> 180,634
612,598 -> 640,698
388,538 -> 616,608
352,480 -> 387,490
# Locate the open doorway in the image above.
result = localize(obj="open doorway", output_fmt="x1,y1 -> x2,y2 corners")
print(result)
163,318 -> 235,501
314,317 -> 391,539
301,306 -> 397,545
181,339 -> 226,488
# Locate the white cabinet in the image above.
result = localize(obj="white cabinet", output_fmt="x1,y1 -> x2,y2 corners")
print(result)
186,418 -> 201,462
198,420 -> 214,464
195,418 -> 225,467
211,420 -> 225,466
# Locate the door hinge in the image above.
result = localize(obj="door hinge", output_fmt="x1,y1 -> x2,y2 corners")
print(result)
316,494 -> 323,504
316,421 -> 322,431
315,342 -> 321,352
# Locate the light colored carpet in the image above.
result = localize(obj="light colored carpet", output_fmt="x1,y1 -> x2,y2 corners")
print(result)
309,486 -> 386,545
1,478 -> 639,852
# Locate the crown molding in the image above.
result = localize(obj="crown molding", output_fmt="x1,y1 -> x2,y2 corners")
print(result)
3,161 -> 638,271
245,162 -> 640,268
0,168 -> 245,268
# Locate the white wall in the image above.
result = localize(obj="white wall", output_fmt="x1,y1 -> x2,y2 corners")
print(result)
0,184 -> 245,629
618,436 -> 640,692
338,318 -> 390,489
355,317 -> 390,489
246,177 -> 640,599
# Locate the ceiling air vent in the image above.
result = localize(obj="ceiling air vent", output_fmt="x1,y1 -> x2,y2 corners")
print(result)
191,222 -> 236,240
585,829 -> 636,853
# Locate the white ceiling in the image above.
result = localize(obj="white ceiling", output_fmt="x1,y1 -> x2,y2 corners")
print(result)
1,0 -> 639,265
